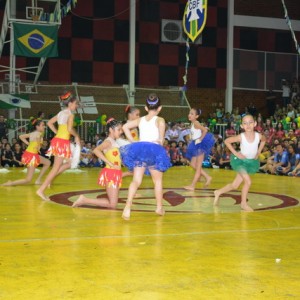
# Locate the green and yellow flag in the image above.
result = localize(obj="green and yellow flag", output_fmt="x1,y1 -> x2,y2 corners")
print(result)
13,23 -> 58,57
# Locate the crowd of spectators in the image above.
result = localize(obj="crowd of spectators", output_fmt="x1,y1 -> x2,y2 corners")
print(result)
1,77 -> 300,176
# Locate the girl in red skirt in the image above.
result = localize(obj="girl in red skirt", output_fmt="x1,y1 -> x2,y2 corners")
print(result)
72,118 -> 123,209
2,119 -> 51,186
36,92 -> 80,200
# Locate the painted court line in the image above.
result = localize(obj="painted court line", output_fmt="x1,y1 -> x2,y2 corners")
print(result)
1,226 -> 300,243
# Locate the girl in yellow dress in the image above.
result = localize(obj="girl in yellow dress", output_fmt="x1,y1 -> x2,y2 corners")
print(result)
2,119 -> 51,186
36,92 -> 80,200
72,118 -> 123,209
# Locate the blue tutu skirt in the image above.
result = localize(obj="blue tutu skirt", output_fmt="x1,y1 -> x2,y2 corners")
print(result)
186,132 -> 215,160
230,155 -> 260,174
120,142 -> 172,175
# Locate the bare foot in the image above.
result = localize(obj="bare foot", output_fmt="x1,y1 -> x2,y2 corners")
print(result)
241,203 -> 254,212
2,180 -> 12,186
155,207 -> 165,216
36,190 -> 50,201
122,205 -> 131,220
72,195 -> 86,207
213,190 -> 221,206
183,185 -> 195,191
204,176 -> 212,188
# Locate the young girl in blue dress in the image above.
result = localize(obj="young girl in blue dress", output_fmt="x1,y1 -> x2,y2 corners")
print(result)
121,93 -> 171,220
214,114 -> 266,212
184,108 -> 215,191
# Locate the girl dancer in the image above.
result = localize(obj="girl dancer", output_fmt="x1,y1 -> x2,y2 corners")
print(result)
184,108 -> 215,191
120,105 -> 141,177
121,93 -> 172,220
72,119 -> 123,209
125,105 -> 140,141
214,114 -> 266,212
36,91 -> 80,200
2,119 -> 51,186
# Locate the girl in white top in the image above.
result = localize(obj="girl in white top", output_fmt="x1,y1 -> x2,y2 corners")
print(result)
214,114 -> 266,212
184,108 -> 215,191
121,93 -> 171,220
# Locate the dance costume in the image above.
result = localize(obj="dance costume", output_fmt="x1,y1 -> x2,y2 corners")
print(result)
230,132 -> 260,174
121,116 -> 171,175
130,128 -> 139,141
98,137 -> 122,188
21,131 -> 41,167
47,110 -> 72,158
186,124 -> 215,160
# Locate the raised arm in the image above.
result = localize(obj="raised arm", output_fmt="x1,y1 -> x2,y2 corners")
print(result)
122,119 -> 140,143
47,115 -> 58,135
19,133 -> 30,146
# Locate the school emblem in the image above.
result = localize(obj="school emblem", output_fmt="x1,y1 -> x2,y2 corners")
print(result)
183,0 -> 207,42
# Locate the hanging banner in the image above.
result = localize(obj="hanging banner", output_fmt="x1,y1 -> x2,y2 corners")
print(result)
0,94 -> 31,109
183,0 -> 207,42
13,23 -> 58,57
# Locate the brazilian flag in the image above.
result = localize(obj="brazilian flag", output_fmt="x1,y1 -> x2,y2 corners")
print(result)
13,23 -> 58,57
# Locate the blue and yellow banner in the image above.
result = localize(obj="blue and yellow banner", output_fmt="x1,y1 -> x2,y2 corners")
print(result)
13,23 -> 58,57
183,0 -> 207,42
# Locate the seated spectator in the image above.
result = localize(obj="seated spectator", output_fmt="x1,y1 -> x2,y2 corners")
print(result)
219,146 -> 231,169
225,121 -> 236,138
264,118 -> 276,144
40,140 -> 50,157
177,122 -> 190,143
286,129 -> 297,142
209,145 -> 222,168
169,141 -> 180,166
165,122 -> 179,142
79,140 -> 92,167
178,142 -> 188,165
255,116 -> 264,133
275,122 -> 285,140
277,144 -> 299,175
261,144 -> 288,174
11,142 -> 23,167
213,130 -> 223,145
258,144 -> 272,165
1,143 -> 15,167
88,153 -> 103,168
291,121 -> 300,137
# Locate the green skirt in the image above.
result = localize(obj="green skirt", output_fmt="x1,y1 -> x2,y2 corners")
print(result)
230,155 -> 260,174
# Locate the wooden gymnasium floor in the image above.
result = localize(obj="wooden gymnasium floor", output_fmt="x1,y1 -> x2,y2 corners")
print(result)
0,166 -> 300,300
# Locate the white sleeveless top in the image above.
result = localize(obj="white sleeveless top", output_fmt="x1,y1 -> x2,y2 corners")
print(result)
240,132 -> 260,159
139,116 -> 159,142
190,124 -> 202,140
57,109 -> 72,125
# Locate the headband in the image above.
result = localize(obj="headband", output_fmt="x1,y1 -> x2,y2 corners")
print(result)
60,91 -> 72,101
147,96 -> 159,105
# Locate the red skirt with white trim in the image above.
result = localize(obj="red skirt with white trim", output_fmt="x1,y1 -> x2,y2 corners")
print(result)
98,168 -> 122,188
47,137 -> 71,158
21,151 -> 40,167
